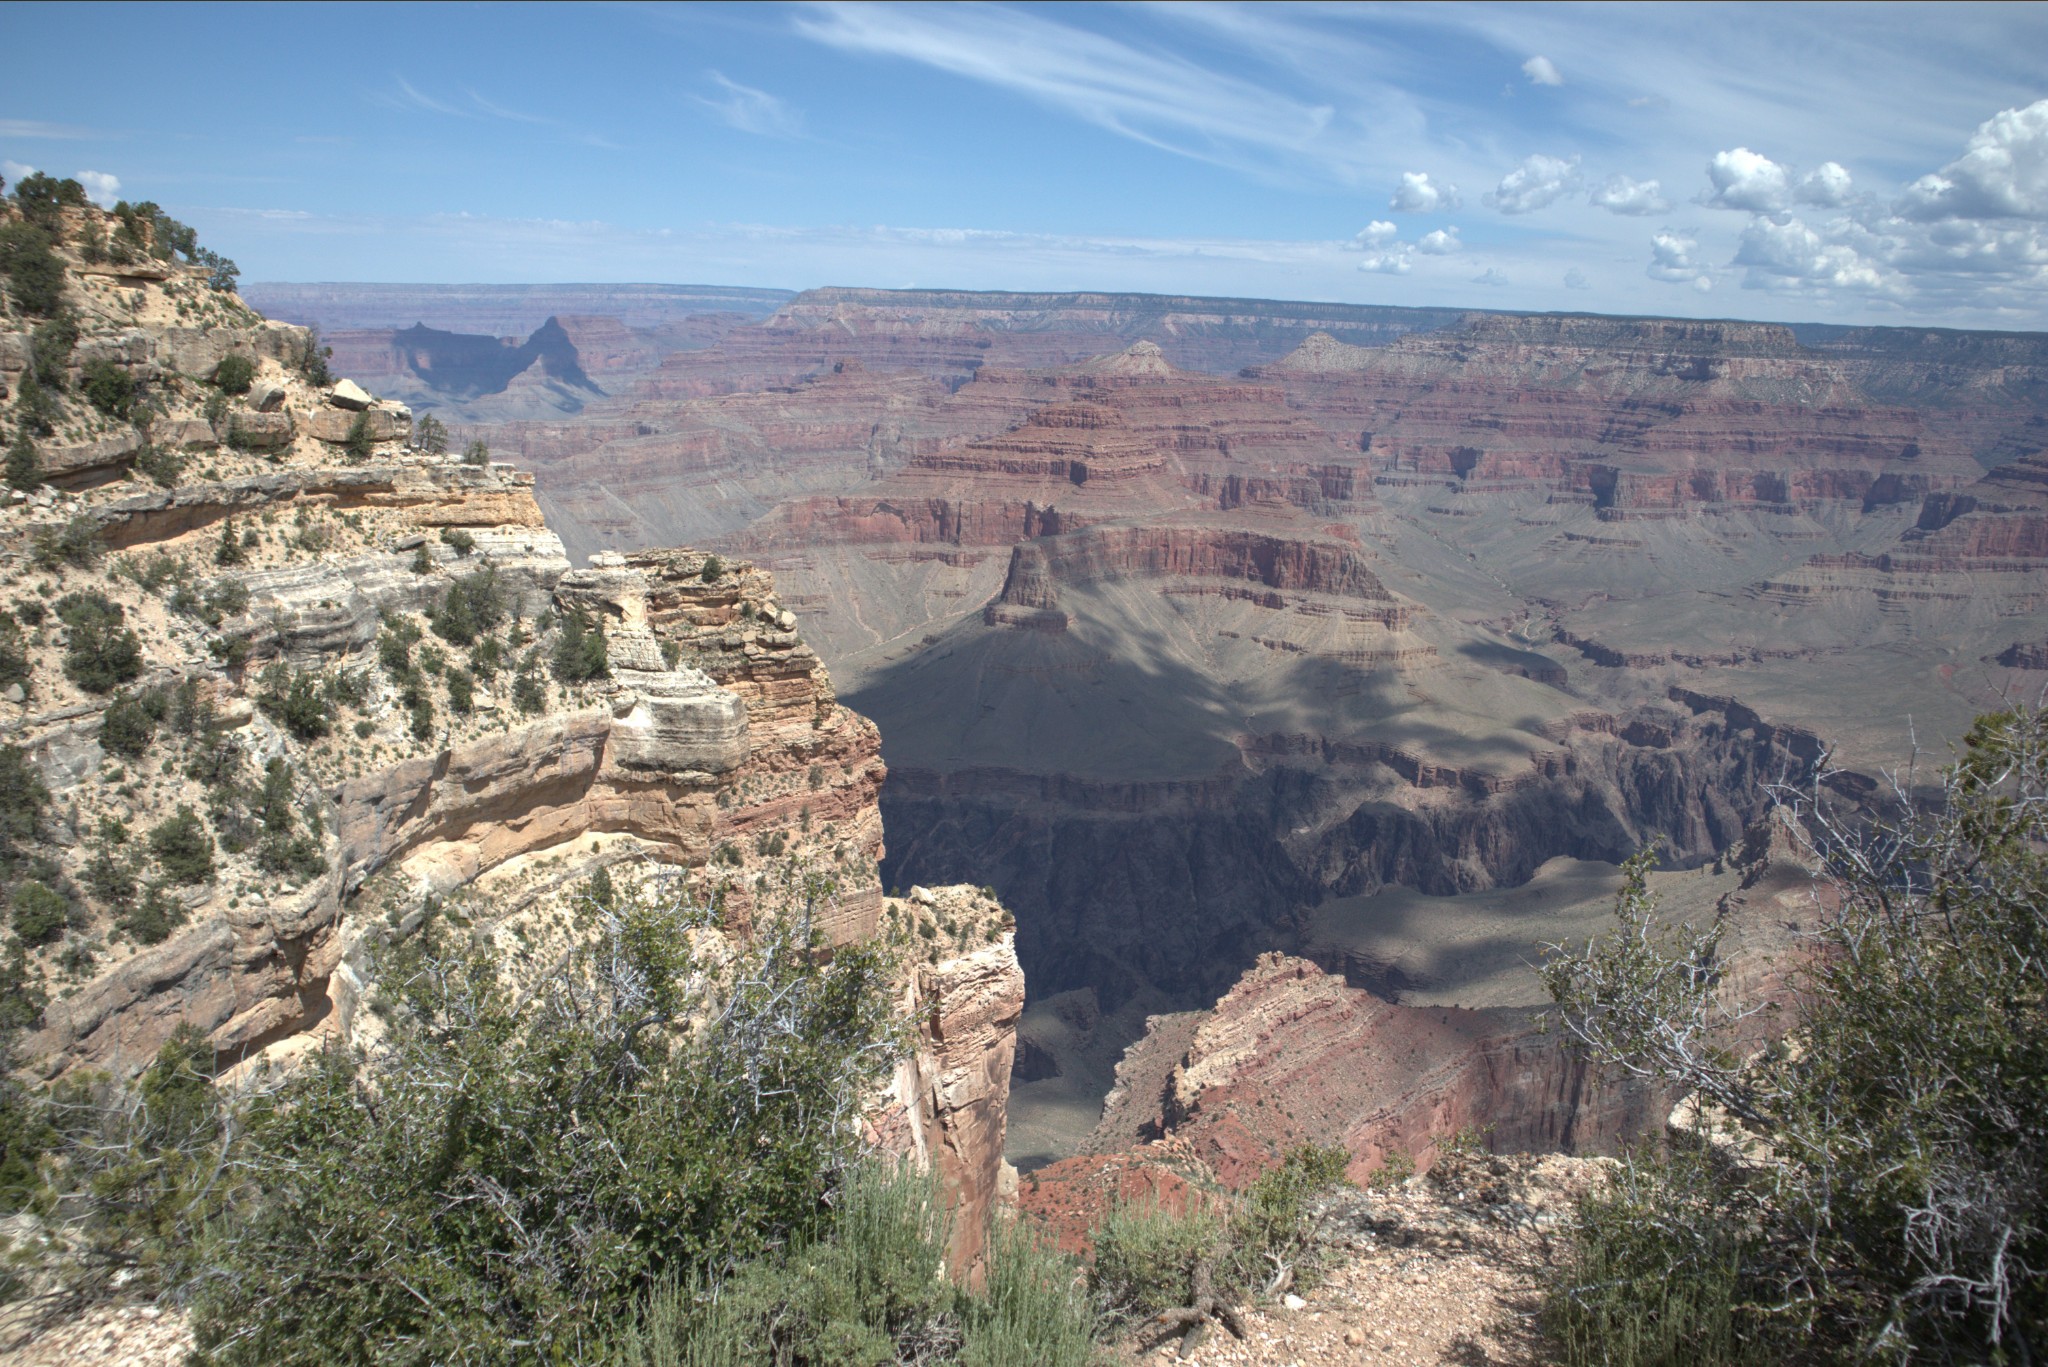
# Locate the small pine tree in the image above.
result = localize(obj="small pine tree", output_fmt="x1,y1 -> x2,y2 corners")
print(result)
215,515 -> 247,567
5,430 -> 39,492
342,412 -> 375,463
415,414 -> 449,455
461,439 -> 490,467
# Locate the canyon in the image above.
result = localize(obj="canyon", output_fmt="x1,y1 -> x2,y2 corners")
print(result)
250,281 -> 2048,1181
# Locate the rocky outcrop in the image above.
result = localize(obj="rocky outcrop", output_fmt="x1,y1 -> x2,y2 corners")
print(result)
1087,953 -> 1661,1186
871,886 -> 1026,1280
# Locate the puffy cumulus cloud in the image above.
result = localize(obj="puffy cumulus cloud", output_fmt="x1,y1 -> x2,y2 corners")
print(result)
1471,267 -> 1510,286
1390,171 -> 1461,213
1647,231 -> 1712,291
1734,216 -> 1893,294
1417,226 -> 1461,255
1486,154 -> 1580,215
1521,55 -> 1563,87
0,159 -> 35,185
1801,162 -> 1854,208
1703,148 -> 1859,213
1357,248 -> 1411,275
1703,147 -> 1794,212
75,170 -> 120,208
1564,267 -> 1592,290
1351,220 -> 1399,248
1898,98 -> 2048,222
1590,174 -> 1671,216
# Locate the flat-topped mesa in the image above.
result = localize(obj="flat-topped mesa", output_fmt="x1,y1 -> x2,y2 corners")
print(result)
1253,313 -> 1971,514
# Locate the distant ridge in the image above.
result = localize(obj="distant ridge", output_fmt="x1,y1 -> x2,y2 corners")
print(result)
245,281 -> 797,334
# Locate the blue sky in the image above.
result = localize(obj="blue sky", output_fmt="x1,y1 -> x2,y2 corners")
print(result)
5,2 -> 2047,327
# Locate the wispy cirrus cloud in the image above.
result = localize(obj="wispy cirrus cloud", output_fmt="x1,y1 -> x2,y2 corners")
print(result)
693,73 -> 804,138
371,77 -> 556,128
791,1 -> 1336,177
0,119 -> 111,140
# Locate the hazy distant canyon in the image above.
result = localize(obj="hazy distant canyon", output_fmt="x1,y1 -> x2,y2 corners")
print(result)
250,280 -> 2048,1166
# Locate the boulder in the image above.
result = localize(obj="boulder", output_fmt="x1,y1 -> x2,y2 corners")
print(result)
329,378 -> 374,410
303,405 -> 407,444
247,381 -> 287,413
226,411 -> 294,452
154,417 -> 220,452
0,333 -> 28,373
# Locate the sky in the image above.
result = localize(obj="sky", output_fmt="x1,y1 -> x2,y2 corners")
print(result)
4,1 -> 2048,329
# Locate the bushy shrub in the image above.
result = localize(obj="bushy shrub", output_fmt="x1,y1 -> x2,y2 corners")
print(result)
31,516 -> 103,571
5,430 -> 40,492
116,883 -> 187,946
148,806 -> 214,885
430,564 -> 503,646
30,313 -> 77,390
254,663 -> 329,741
80,358 -> 136,420
134,441 -> 186,488
100,685 -> 170,757
700,554 -> 724,583
1542,708 -> 2048,1362
0,744 -> 48,860
188,870 -> 905,1364
552,605 -> 609,682
513,669 -> 546,715
415,413 -> 448,455
210,353 -> 254,395
440,526 -> 475,556
0,221 -> 64,316
56,590 -> 143,692
342,411 -> 374,463
0,614 -> 29,698
10,880 -> 71,946
462,438 -> 490,466
213,514 -> 246,568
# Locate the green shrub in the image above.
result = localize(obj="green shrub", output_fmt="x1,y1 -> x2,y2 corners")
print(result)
408,692 -> 434,741
31,515 -> 103,571
10,880 -> 71,946
5,430 -> 40,492
445,666 -> 475,715
188,870 -> 906,1364
30,313 -> 77,390
149,806 -> 214,885
80,358 -> 136,420
430,564 -> 503,645
1542,707 -> 2048,1361
342,411 -> 374,463
700,554 -> 725,583
293,326 -> 333,387
213,514 -> 247,568
551,605 -> 609,682
440,526 -> 475,556
117,883 -> 187,945
0,745 -> 48,860
0,614 -> 28,698
1092,1196 -> 1224,1323
56,590 -> 143,692
254,664 -> 329,741
513,669 -> 546,714
415,413 -> 449,455
82,847 -> 137,908
462,438 -> 490,466
135,441 -> 186,487
100,685 -> 169,757
0,221 -> 65,316
210,353 -> 254,395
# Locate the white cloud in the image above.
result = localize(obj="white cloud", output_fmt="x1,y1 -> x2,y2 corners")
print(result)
1357,249 -> 1411,275
1417,226 -> 1461,255
1352,220 -> 1399,247
0,120 -> 103,140
1391,171 -> 1460,213
1647,230 -> 1711,288
1471,266 -> 1510,285
1733,215 -> 1892,293
1564,267 -> 1592,289
792,2 -> 1336,178
1898,97 -> 2048,221
1487,153 -> 1579,214
1590,173 -> 1671,216
1,159 -> 35,185
1800,161 -> 1854,207
74,170 -> 120,207
1703,147 -> 1794,212
694,72 -> 804,137
1521,55 -> 1563,87
1704,148 -> 1860,213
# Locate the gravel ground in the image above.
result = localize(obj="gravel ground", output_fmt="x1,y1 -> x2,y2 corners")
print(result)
1113,1154 -> 1609,1367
